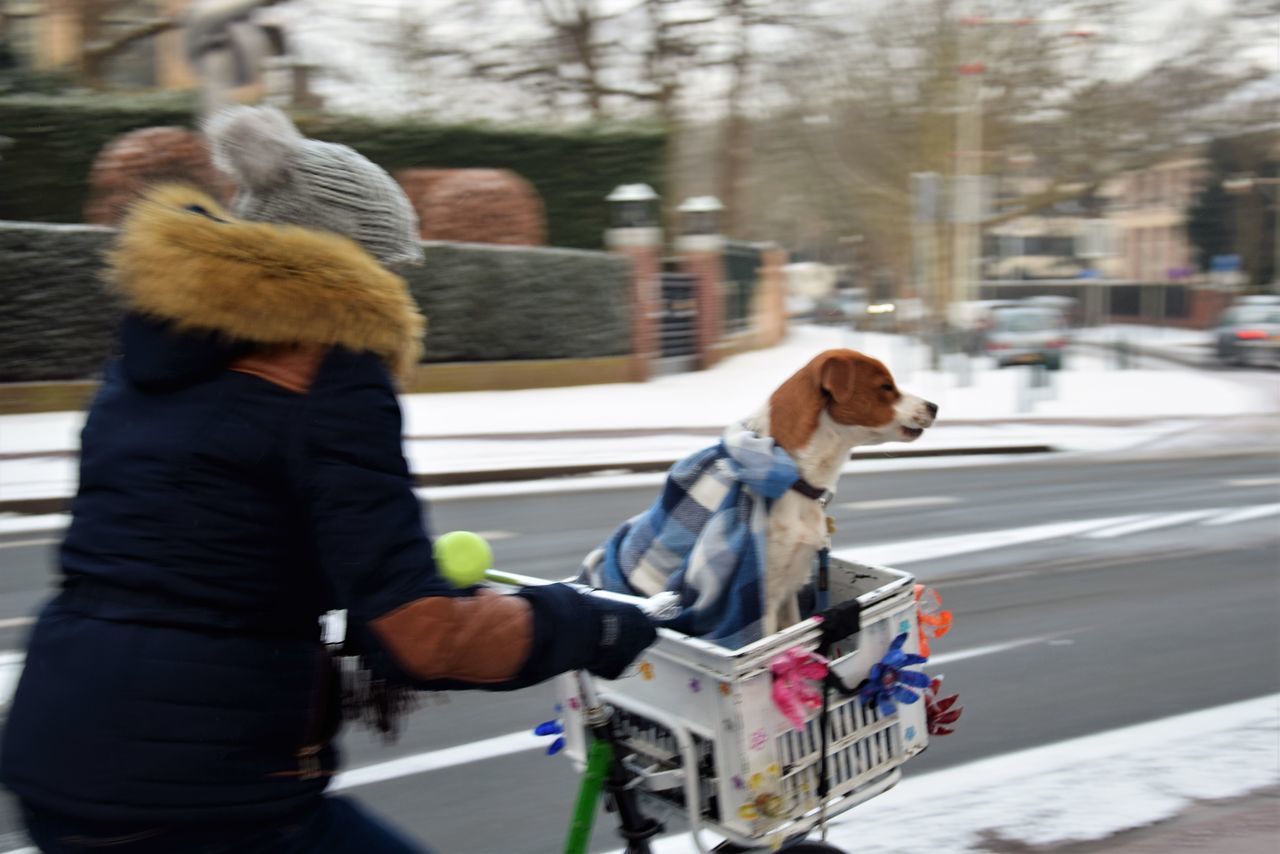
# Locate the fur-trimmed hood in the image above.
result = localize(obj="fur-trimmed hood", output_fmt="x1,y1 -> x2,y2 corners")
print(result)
107,185 -> 425,377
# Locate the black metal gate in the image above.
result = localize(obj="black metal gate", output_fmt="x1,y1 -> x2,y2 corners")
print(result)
723,241 -> 762,335
658,271 -> 698,358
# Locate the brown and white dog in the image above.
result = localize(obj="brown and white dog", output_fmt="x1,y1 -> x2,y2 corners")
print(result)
746,349 -> 938,634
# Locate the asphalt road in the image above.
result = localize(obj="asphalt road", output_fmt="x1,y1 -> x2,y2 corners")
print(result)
1,434 -> 1278,853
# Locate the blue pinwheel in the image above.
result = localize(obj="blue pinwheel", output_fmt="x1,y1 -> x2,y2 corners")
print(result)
859,633 -> 930,715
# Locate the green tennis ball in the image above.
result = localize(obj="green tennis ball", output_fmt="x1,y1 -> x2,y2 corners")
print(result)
434,531 -> 493,587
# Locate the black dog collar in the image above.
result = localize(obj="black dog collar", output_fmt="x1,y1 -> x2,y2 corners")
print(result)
791,478 -> 834,507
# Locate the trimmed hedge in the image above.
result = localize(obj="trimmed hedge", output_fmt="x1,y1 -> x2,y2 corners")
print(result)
0,94 -> 668,249
0,222 -> 119,382
412,243 -> 630,362
0,222 -> 631,383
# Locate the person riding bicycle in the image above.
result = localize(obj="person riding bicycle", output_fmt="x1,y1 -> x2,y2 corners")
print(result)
0,106 -> 656,853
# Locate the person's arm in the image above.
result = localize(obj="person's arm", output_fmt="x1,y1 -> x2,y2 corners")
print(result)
288,349 -> 653,688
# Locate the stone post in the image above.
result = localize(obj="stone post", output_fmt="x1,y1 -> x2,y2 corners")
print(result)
605,184 -> 663,382
675,196 -> 726,370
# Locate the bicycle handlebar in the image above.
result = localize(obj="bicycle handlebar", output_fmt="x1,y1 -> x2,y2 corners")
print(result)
484,569 -> 681,621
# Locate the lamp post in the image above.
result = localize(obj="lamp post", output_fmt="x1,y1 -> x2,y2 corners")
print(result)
949,13 -> 1096,309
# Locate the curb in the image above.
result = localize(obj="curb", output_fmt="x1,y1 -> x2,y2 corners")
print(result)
0,444 -> 1056,516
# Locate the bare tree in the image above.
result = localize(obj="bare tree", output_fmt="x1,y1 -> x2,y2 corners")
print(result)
51,0 -> 288,90
54,0 -> 179,88
734,0 -> 1274,285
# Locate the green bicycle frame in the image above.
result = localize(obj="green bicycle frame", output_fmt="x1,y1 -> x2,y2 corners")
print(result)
565,737 -> 614,854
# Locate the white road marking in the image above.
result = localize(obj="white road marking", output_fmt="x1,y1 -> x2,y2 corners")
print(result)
835,514 -> 1149,566
1202,502 -> 1280,526
324,635 -> 1084,790
0,538 -> 57,550
330,729 -> 542,791
0,651 -> 24,709
0,513 -> 69,535
866,503 -> 1280,558
927,631 -> 1086,665
838,496 -> 959,511
1225,477 -> 1280,487
473,530 -> 517,541
1083,509 -> 1221,539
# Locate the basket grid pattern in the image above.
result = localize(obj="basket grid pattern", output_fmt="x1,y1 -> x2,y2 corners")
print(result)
777,696 -> 902,808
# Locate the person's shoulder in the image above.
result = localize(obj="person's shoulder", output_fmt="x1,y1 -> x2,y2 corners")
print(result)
312,347 -> 397,392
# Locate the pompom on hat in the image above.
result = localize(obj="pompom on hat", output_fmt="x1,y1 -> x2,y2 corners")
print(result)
204,105 -> 421,267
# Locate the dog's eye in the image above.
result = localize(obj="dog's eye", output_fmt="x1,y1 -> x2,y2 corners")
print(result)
880,383 -> 896,393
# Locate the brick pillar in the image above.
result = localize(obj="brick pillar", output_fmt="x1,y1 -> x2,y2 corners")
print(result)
607,227 -> 663,382
676,234 -> 726,370
1188,288 -> 1232,329
756,246 -> 789,348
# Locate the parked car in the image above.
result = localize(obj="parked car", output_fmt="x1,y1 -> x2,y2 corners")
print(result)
1215,302 -> 1280,366
984,305 -> 1070,370
1023,295 -> 1081,326
813,289 -> 868,326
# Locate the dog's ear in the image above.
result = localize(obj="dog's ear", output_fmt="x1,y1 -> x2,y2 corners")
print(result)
819,352 -> 857,403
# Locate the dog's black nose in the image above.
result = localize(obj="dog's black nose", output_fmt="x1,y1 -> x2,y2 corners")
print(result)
926,401 -> 939,417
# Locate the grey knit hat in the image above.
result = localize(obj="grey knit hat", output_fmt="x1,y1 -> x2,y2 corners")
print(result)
204,106 -> 421,267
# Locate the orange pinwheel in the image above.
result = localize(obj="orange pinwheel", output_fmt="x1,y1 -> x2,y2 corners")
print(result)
913,584 -> 952,658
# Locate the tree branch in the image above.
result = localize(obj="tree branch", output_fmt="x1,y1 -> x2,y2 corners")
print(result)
83,18 -> 178,62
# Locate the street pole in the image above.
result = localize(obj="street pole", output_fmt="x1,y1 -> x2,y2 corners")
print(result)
952,21 -> 984,312
1270,169 -> 1280,294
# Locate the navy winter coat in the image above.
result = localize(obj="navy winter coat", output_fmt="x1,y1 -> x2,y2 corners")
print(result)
0,187 -> 652,823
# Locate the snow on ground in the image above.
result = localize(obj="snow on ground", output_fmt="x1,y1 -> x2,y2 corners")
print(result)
1,325 -> 1275,503
395,325 -> 1269,439
632,693 -> 1280,854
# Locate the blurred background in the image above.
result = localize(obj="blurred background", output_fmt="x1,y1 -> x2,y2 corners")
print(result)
1,1 -> 1278,852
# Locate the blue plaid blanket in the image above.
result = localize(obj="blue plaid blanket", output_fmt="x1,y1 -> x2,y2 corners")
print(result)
577,429 -> 802,648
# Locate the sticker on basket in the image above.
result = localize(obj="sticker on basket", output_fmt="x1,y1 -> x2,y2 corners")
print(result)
859,633 -> 929,715
899,618 -> 911,635
719,682 -> 732,696
905,725 -> 917,742
756,793 -> 787,819
749,728 -> 767,751
689,678 -> 701,693
638,662 -> 655,681
732,775 -> 745,790
567,697 -> 580,711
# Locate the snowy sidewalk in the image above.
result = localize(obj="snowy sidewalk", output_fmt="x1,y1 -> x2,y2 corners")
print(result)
628,694 -> 1280,854
2,325 -> 1276,510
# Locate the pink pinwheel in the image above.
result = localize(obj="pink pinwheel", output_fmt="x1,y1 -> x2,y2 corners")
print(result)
924,675 -> 963,736
770,648 -> 829,730
914,583 -> 952,659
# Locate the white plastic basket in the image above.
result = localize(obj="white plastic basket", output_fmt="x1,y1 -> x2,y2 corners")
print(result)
553,557 -> 929,849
